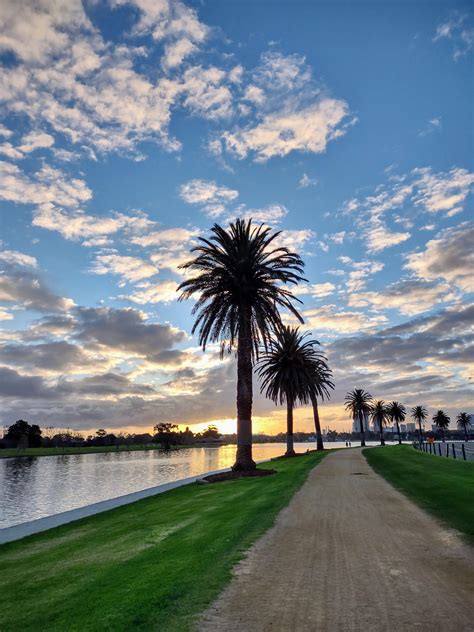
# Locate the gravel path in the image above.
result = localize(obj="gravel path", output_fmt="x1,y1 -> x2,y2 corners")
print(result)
198,448 -> 474,632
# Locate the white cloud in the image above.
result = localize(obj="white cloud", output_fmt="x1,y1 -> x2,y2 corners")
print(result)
234,203 -> 288,226
296,304 -> 387,333
18,130 -> 54,153
349,279 -> 457,316
298,173 -> 318,188
365,221 -> 411,253
412,167 -> 474,216
418,117 -> 442,137
293,282 -> 336,298
162,37 -> 197,70
90,254 -> 159,284
0,307 -> 13,321
434,13 -> 474,60
179,179 -> 238,218
404,223 -> 474,293
223,98 -> 352,162
0,249 -> 37,268
273,228 -> 315,251
124,280 -> 179,304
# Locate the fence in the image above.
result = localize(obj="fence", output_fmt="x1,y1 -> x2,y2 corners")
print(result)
415,441 -> 474,462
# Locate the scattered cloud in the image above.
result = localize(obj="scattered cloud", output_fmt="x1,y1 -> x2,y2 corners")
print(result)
434,13 -> 474,60
404,223 -> 474,293
298,173 -> 318,188
179,178 -> 238,217
89,254 -> 159,285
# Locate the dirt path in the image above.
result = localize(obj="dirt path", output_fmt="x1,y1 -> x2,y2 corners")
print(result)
198,449 -> 474,632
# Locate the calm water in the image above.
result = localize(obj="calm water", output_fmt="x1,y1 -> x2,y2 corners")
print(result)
0,441 -> 388,529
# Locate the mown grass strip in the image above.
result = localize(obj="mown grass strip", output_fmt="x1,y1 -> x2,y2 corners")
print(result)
364,445 -> 474,543
0,451 -> 327,632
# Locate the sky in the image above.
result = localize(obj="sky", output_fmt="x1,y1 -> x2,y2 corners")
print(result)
0,0 -> 473,436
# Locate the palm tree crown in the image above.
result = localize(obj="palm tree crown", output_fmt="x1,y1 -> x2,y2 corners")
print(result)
177,219 -> 306,355
411,405 -> 427,425
370,400 -> 389,446
433,410 -> 450,442
387,401 -> 406,444
456,412 -> 471,439
258,327 -> 318,406
177,219 -> 306,471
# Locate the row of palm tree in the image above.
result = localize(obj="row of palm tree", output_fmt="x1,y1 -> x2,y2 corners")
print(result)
344,389 -> 471,445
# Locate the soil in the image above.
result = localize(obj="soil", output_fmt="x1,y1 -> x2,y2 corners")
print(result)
198,448 -> 474,631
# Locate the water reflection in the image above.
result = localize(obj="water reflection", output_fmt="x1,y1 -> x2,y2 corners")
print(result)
0,441 -> 390,528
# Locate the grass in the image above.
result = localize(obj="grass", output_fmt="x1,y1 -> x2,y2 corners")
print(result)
364,445 -> 474,543
0,444 -> 176,459
0,451 -> 327,632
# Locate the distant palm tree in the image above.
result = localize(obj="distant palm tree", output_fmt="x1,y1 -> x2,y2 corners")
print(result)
308,357 -> 334,451
177,219 -> 305,471
258,327 -> 312,456
388,401 -> 406,444
432,410 -> 450,442
345,389 -> 372,447
371,400 -> 389,446
411,405 -> 427,444
456,412 -> 471,442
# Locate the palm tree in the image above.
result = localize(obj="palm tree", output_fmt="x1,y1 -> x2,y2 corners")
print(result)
387,401 -> 406,444
258,327 -> 334,455
411,405 -> 427,444
370,400 -> 389,446
345,389 -> 372,447
456,412 -> 471,442
177,219 -> 305,471
308,357 -> 334,451
258,327 -> 310,456
432,410 -> 450,442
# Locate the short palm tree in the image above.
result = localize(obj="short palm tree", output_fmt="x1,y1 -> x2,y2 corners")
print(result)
308,357 -> 334,451
258,327 -> 311,456
432,410 -> 450,442
370,400 -> 389,446
345,389 -> 372,447
178,219 -> 305,470
456,412 -> 471,442
411,405 -> 427,444
387,401 -> 406,444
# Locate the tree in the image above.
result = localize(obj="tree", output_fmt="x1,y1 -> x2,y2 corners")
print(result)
411,405 -> 427,444
387,401 -> 406,445
308,357 -> 334,451
178,219 -> 305,471
345,389 -> 372,447
258,327 -> 315,456
154,423 -> 179,450
201,425 -> 221,440
456,412 -> 471,442
432,410 -> 450,442
370,400 -> 389,446
4,420 -> 42,448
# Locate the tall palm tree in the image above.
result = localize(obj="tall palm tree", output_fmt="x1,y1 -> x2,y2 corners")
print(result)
411,405 -> 427,444
432,410 -> 450,442
177,219 -> 305,471
456,412 -> 471,442
387,401 -> 406,444
370,400 -> 389,446
308,357 -> 334,451
258,328 -> 334,455
345,389 -> 372,447
257,327 -> 310,456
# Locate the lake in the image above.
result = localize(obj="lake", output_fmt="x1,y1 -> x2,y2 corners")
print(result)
0,441 -> 393,528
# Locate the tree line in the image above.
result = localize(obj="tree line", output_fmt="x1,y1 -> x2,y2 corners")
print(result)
345,390 -> 471,445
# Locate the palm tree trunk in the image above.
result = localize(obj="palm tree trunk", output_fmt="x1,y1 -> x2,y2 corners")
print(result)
359,410 -> 366,447
286,398 -> 295,456
233,308 -> 256,471
310,393 -> 324,451
418,420 -> 423,444
396,420 -> 401,444
380,420 -> 385,446
465,427 -> 468,442
441,428 -> 445,443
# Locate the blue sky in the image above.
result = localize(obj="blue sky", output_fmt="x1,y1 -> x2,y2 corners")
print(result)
0,0 -> 473,434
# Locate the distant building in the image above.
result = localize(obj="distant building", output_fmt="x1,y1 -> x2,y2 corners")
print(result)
431,424 -> 438,432
352,411 -> 369,433
406,423 -> 416,432
400,423 -> 407,433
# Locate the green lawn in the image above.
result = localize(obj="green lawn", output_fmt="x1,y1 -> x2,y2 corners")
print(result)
364,445 -> 474,543
0,451 -> 327,632
0,444 -> 171,459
